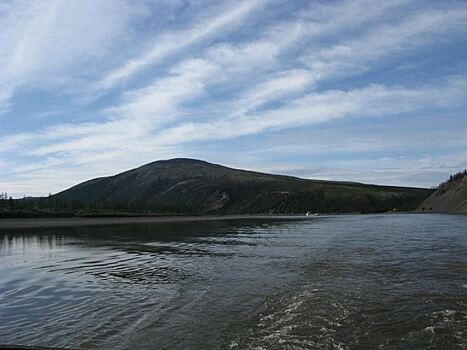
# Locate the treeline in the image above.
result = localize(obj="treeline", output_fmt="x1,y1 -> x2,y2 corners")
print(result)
0,194 -> 77,218
0,193 -> 184,218
0,192 -> 14,206
436,169 -> 467,194
0,192 -> 13,200
0,194 -> 78,210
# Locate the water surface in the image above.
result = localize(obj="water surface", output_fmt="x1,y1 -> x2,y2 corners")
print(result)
0,214 -> 466,349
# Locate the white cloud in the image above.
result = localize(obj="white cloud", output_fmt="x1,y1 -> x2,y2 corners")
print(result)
0,89 -> 13,114
16,59 -> 217,157
300,6 -> 467,87
152,77 -> 467,146
88,0 -> 421,99
1,0 -> 467,195
298,152 -> 467,187
91,0 -> 268,94
113,59 -> 219,123
222,151 -> 467,189
0,0 -> 147,112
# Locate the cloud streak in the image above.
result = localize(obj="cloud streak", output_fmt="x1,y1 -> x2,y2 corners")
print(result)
152,77 -> 467,146
1,0 -> 466,196
91,0 -> 269,94
0,0 -> 146,113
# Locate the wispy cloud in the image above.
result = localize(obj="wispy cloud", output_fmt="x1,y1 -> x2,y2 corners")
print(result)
1,0 -> 466,196
90,0 -> 269,94
0,0 -> 146,113
152,77 -> 467,146
301,6 -> 467,83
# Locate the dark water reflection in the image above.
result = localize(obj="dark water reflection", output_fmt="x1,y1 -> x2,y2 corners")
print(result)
0,215 -> 466,349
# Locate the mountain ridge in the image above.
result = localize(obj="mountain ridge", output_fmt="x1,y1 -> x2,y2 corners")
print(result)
53,158 -> 431,214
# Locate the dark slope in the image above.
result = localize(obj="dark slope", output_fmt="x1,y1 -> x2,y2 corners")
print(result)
55,158 -> 430,214
418,170 -> 467,214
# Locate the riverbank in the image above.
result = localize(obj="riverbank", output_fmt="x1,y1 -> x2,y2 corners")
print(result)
0,215 -> 310,230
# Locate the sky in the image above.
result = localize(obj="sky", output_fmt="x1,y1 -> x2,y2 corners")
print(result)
1,0 -> 467,197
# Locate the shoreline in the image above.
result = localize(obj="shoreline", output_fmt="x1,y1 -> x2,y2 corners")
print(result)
0,215 -> 311,230
1,212 -> 454,230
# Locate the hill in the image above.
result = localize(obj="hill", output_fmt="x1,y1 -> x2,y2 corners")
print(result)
50,158 -> 429,215
418,170 -> 467,214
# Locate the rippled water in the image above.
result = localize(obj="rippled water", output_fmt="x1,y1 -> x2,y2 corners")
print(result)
0,214 -> 466,349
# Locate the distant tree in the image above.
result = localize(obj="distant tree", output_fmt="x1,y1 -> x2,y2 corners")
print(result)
437,169 -> 467,194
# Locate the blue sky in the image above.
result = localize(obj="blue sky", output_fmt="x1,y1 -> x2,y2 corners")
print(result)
1,0 -> 467,197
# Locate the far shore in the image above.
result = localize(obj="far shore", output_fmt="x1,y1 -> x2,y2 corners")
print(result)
0,214 -> 313,230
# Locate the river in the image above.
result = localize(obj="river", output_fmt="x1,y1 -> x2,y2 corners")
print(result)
0,214 -> 466,349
